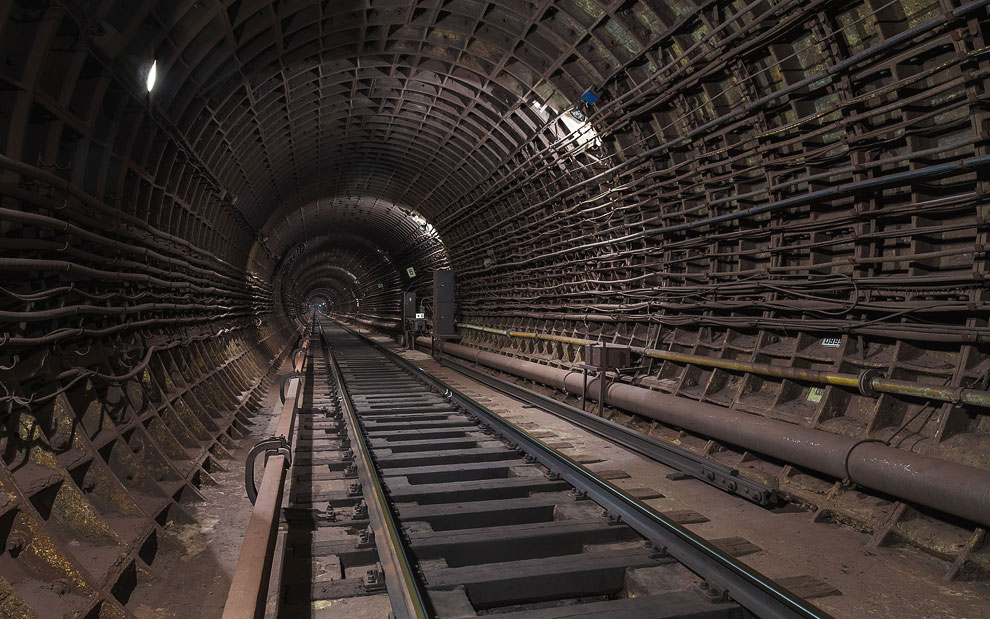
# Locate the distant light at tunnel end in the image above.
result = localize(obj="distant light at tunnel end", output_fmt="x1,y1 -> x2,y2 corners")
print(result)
146,60 -> 158,93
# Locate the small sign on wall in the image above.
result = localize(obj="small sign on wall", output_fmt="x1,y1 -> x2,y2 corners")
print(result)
406,266 -> 416,278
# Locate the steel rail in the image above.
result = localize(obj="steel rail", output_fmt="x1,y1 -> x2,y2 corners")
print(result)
437,355 -> 776,505
222,323 -> 311,619
321,324 -> 432,619
340,322 -> 830,619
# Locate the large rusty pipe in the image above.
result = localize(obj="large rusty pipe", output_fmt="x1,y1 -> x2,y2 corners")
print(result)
423,337 -> 990,526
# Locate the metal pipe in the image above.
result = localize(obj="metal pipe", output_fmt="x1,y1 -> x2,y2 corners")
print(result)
460,155 -> 990,273
455,324 -> 990,409
224,327 -> 311,619
425,337 -> 990,527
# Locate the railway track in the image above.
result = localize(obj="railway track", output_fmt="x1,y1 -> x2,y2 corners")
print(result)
270,323 -> 836,618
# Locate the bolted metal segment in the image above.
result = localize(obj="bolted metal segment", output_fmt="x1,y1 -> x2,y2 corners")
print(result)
6,531 -> 28,557
363,562 -> 386,592
357,527 -> 375,548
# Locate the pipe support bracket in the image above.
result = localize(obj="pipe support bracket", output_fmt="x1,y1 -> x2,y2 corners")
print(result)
244,435 -> 291,505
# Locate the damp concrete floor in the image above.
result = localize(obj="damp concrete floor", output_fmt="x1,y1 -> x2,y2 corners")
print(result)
130,358 -> 290,619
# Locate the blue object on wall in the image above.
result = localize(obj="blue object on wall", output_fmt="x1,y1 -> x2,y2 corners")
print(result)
581,90 -> 599,104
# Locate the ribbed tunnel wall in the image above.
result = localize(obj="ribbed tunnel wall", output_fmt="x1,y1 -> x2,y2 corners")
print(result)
1,0 -> 989,615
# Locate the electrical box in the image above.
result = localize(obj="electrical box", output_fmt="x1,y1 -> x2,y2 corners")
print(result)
584,344 -> 631,370
403,292 -> 416,320
432,269 -> 456,336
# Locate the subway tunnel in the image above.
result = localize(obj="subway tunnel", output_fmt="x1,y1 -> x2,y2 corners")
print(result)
1,0 -> 989,617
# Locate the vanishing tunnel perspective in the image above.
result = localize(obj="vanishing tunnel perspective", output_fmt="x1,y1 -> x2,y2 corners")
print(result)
1,0 -> 989,617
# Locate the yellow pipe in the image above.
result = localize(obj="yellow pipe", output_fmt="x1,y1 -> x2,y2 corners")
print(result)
455,322 -> 990,409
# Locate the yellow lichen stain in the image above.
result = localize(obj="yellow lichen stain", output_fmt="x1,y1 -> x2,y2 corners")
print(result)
51,397 -> 76,438
105,438 -> 150,487
902,0 -> 939,28
0,577 -> 38,619
16,415 -> 41,443
88,465 -> 143,518
50,480 -> 121,542
28,445 -> 62,473
96,599 -> 129,619
20,514 -> 90,590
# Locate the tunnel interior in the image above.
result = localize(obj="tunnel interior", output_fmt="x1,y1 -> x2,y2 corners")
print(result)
1,0 -> 989,616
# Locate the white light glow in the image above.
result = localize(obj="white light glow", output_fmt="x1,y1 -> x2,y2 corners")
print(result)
531,101 -> 601,156
410,213 -> 438,237
146,60 -> 157,93
560,110 -> 601,151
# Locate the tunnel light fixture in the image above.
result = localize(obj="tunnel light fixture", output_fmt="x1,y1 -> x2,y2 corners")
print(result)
560,108 -> 601,151
531,100 -> 601,155
410,213 -> 438,237
145,60 -> 158,93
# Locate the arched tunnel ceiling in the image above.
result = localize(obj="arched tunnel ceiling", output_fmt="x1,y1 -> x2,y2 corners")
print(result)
86,0 -> 647,304
257,195 -> 447,274
116,0 -> 608,230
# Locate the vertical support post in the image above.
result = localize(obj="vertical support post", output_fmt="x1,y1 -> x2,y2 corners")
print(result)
599,370 -> 607,417
581,367 -> 588,412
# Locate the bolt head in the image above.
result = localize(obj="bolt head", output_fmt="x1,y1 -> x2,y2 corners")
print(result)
6,533 -> 26,555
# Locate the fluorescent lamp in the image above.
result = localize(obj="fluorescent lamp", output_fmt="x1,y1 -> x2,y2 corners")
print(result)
146,60 -> 157,93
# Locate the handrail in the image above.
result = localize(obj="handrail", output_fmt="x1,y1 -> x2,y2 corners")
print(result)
222,322 -> 312,619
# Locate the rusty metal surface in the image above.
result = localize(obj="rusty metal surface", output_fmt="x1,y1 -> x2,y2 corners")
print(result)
0,0 -> 988,613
